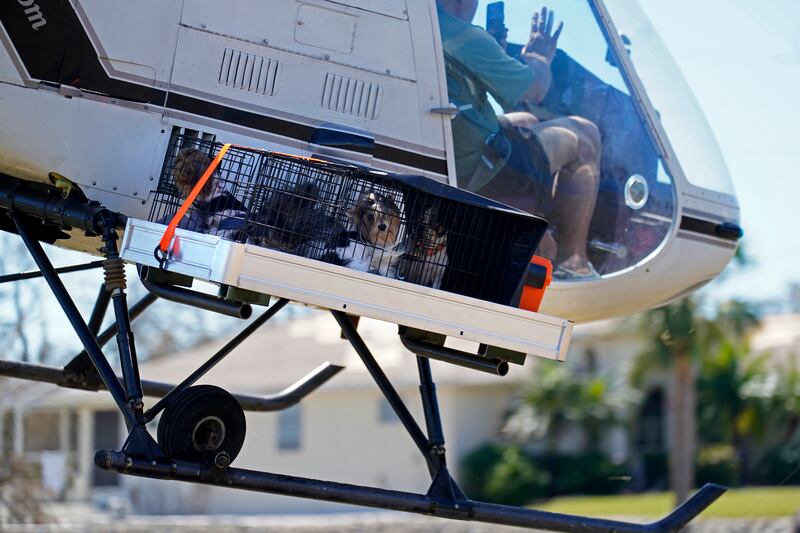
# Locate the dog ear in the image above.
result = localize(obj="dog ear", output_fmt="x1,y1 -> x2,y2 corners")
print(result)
380,194 -> 400,214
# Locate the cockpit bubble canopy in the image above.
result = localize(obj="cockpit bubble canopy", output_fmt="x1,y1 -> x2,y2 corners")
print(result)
443,0 -> 735,281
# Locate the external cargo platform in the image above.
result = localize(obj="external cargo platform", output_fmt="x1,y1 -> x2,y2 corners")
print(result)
121,218 -> 573,361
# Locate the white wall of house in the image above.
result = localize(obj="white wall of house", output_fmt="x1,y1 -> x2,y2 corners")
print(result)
119,382 -> 510,515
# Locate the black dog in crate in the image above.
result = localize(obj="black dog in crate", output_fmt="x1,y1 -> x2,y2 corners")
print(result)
244,180 -> 343,259
397,203 -> 449,290
165,147 -> 248,239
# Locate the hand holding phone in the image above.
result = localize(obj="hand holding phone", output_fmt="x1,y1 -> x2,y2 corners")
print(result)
486,2 -> 509,51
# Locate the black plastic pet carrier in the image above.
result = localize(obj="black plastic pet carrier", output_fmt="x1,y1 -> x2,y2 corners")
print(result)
149,136 -> 547,306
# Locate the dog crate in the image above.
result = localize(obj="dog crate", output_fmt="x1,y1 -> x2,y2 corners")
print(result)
121,137 -> 571,361
148,136 -> 548,307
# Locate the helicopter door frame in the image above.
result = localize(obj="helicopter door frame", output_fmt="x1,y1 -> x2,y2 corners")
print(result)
426,0 -> 460,187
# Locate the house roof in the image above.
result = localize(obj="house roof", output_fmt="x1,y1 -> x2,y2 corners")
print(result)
19,309 -> 525,409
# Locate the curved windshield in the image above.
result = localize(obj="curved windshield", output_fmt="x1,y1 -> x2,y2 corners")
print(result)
440,0 -> 677,280
603,0 -> 736,197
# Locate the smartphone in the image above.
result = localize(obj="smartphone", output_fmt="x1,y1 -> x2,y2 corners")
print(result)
487,2 -> 522,60
487,1 -> 505,29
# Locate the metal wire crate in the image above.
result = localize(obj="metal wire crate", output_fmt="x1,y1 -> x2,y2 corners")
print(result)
149,135 -> 547,306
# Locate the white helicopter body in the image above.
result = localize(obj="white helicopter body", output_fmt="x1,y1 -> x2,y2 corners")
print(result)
0,0 -> 740,323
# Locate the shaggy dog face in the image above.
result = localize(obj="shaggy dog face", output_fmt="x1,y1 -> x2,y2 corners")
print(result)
348,192 -> 401,249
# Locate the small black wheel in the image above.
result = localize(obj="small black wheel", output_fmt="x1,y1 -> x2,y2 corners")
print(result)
157,385 -> 246,466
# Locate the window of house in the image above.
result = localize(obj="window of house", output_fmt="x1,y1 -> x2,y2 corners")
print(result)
23,412 -> 60,452
277,405 -> 301,451
378,397 -> 399,424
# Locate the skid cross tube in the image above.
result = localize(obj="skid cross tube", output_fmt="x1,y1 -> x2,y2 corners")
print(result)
87,284 -> 112,336
95,450 -> 725,533
11,213 -> 133,425
0,359 -> 344,414
0,260 -> 106,284
144,298 -> 290,421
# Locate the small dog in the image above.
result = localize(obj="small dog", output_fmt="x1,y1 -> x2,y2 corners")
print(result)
399,206 -> 448,289
248,181 -> 340,258
171,147 -> 247,240
336,192 -> 403,276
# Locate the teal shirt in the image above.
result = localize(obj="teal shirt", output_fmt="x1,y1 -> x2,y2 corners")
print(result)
438,8 -> 534,191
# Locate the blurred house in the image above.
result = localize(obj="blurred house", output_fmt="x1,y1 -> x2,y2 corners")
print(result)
0,311 -> 520,514
1,311 -> 797,514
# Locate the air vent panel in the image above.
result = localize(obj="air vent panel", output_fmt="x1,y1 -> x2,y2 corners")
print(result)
321,73 -> 382,120
218,48 -> 279,96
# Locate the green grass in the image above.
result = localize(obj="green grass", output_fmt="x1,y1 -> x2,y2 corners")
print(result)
535,487 -> 800,518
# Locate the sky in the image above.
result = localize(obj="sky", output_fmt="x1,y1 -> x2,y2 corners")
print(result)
477,0 -> 800,306
638,0 -> 800,305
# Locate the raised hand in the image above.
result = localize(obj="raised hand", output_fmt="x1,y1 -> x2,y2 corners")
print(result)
523,6 -> 563,65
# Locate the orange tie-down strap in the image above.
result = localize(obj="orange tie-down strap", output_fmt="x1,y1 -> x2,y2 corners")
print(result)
158,143 -> 232,256
156,144 -> 332,263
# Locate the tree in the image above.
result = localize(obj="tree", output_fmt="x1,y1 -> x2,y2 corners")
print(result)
634,297 -> 705,507
696,340 -> 770,481
504,362 -> 629,455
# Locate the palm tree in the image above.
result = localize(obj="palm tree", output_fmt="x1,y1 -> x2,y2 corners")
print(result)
504,363 -> 628,455
633,296 -> 766,504
634,297 -> 705,507
697,340 -> 770,482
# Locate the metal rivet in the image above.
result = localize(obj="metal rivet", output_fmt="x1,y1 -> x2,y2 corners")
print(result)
112,186 -> 117,191
262,39 -> 269,45
91,181 -> 97,186
133,191 -> 138,196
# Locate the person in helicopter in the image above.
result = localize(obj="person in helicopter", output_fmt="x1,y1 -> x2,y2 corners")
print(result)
437,0 -> 602,278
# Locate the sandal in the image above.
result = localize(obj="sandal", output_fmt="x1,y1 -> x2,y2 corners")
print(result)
554,261 -> 599,280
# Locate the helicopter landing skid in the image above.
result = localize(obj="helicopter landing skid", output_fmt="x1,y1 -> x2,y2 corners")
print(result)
94,309 -> 724,533
1,199 -> 724,532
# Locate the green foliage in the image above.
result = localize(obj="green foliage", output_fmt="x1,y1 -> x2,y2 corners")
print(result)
483,447 -> 550,505
631,297 -> 706,387
459,444 -> 550,505
459,443 -> 506,501
460,444 -> 630,502
697,341 -> 771,445
504,363 -> 629,454
696,444 -> 739,486
750,441 -> 800,486
535,453 -> 630,496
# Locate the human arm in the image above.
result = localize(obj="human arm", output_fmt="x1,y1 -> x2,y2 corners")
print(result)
520,7 -> 563,103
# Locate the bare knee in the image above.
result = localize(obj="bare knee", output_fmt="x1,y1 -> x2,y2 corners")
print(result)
504,111 -> 540,130
565,116 -> 601,163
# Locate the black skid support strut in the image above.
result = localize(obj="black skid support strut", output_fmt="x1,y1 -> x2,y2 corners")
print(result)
10,212 -> 134,426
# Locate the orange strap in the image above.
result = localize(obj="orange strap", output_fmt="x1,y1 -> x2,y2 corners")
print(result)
158,143 -> 231,254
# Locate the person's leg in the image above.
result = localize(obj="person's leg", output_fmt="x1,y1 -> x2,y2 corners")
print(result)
527,116 -> 601,274
478,113 -> 601,272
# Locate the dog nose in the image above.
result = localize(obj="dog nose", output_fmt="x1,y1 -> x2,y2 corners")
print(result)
378,223 -> 387,231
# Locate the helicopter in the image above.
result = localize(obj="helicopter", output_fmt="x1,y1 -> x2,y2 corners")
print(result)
0,1 -> 739,531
